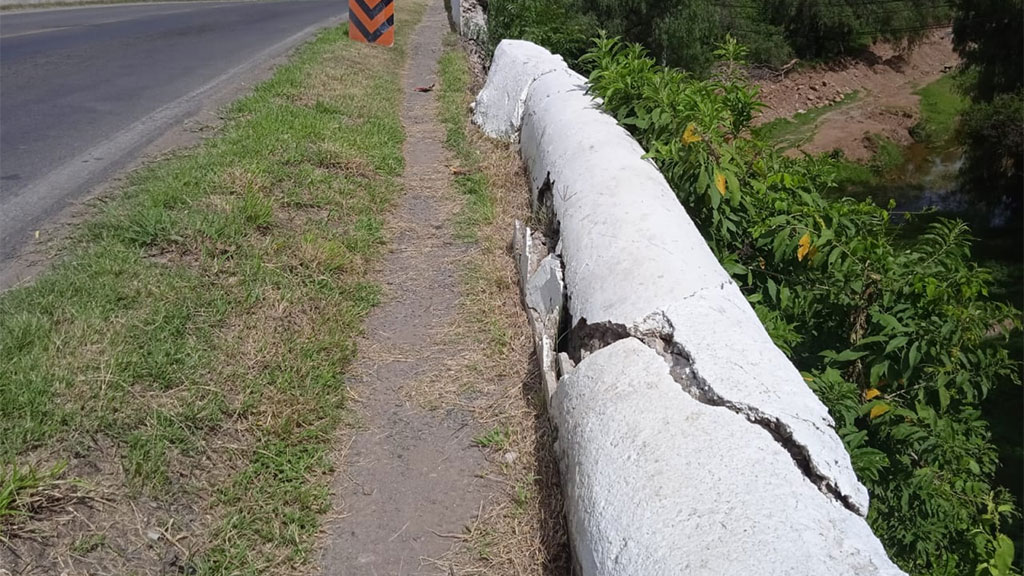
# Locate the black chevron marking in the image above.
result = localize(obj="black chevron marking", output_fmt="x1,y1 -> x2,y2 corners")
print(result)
350,12 -> 393,42
352,0 -> 390,20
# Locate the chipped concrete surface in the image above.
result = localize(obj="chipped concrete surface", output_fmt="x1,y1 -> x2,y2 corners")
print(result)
515,221 -> 564,400
524,253 -> 563,321
552,338 -> 906,576
472,40 -> 568,140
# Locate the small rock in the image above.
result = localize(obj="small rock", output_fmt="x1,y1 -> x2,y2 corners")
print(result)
502,451 -> 519,464
796,108 -> 806,114
145,529 -> 161,542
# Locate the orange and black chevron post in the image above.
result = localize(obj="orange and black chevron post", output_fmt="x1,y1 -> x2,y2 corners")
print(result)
348,0 -> 394,47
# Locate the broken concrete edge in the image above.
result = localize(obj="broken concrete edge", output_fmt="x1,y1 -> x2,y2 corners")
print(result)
445,0 -> 488,55
514,220 -> 563,401
486,39 -> 905,574
552,338 -> 906,575
471,40 -> 569,140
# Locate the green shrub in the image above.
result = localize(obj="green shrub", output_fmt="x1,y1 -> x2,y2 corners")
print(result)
951,0 -> 1023,217
583,36 -> 1021,575
956,91 -> 1024,214
486,0 -> 597,67
487,0 -> 952,73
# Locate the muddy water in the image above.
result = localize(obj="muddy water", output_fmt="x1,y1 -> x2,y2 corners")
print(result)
879,144 -> 1012,227
891,143 -> 967,213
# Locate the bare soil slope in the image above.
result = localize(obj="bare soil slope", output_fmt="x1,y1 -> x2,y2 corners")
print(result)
756,30 -> 959,160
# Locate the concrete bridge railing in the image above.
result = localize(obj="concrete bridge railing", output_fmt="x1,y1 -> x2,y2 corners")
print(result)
473,39 -> 907,576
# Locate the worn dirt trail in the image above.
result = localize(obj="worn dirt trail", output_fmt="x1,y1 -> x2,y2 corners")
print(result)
319,1 -> 491,573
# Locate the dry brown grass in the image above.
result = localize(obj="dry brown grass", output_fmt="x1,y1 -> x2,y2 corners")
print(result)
411,39 -> 571,574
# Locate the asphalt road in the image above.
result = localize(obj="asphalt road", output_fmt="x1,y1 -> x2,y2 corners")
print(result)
0,0 -> 345,266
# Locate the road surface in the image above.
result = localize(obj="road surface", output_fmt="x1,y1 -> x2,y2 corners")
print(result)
0,0 -> 344,268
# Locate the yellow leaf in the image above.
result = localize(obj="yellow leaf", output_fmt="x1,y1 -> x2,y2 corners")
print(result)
869,404 -> 891,419
715,172 -> 727,197
758,257 -> 766,270
864,388 -> 881,400
797,232 -> 812,261
682,123 -> 702,144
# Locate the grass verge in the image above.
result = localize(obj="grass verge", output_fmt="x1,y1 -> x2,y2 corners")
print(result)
834,134 -> 907,190
438,40 -> 494,241
912,74 -> 968,147
431,34 -> 570,573
0,4 -> 425,573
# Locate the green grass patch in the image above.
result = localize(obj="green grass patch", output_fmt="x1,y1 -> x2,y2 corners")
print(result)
0,3 -> 426,572
472,426 -> 510,450
754,91 -> 860,150
912,74 -> 968,147
438,34 -> 495,240
833,134 -> 907,193
0,462 -> 66,524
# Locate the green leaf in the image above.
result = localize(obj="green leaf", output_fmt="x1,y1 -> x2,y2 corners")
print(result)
938,385 -> 950,411
823,349 -> 869,362
968,459 -> 981,475
876,313 -> 904,333
884,336 -> 909,354
994,534 -> 1014,573
869,360 -> 890,385
908,341 -> 922,371
726,171 -> 741,203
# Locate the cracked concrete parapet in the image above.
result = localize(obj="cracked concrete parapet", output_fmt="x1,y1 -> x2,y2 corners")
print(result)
472,40 -> 570,141
552,338 -> 906,576
480,39 -> 904,574
518,54 -> 872,516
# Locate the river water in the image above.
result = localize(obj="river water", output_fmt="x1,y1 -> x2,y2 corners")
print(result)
883,143 -> 1012,227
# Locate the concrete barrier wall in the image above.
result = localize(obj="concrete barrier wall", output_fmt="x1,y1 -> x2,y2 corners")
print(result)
475,39 -> 907,575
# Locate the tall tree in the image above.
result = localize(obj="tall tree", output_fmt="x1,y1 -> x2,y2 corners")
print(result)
953,0 -> 1024,213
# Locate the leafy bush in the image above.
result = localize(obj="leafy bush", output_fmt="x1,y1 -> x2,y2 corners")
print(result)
487,0 -> 952,73
582,36 -> 1021,575
956,91 -> 1024,214
951,0 -> 1023,216
486,0 -> 597,67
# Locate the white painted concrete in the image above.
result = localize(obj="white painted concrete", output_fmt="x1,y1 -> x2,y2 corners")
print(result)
553,338 -> 906,576
480,40 -> 905,575
472,40 -> 569,140
519,62 -> 871,516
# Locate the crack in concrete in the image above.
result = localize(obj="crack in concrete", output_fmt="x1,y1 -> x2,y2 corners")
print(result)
565,311 -> 862,516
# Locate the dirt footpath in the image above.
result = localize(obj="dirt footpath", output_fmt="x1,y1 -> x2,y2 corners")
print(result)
756,30 -> 960,160
318,1 -> 501,573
